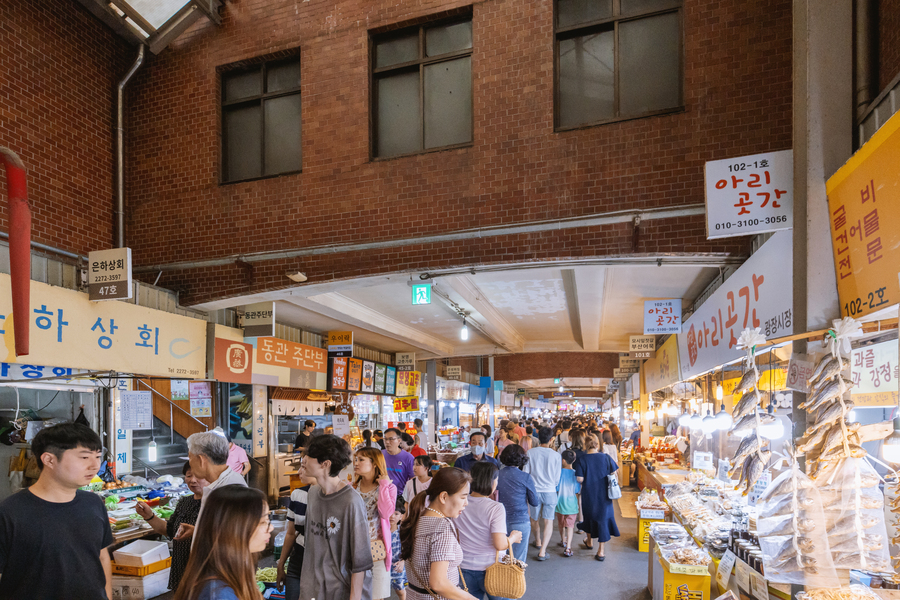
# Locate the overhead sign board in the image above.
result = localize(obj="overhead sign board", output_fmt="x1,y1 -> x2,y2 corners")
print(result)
629,335 -> 656,359
643,335 -> 682,393
411,284 -> 431,305
643,299 -> 682,334
677,231 -> 792,379
619,356 -> 641,370
446,365 -> 462,380
396,352 -> 416,372
88,247 -> 132,301
826,113 -> 900,319
704,149 -> 793,239
327,331 -> 353,357
213,338 -> 253,384
242,302 -> 275,337
614,368 -> 638,378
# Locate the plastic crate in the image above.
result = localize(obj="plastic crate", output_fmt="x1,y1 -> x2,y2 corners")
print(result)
111,557 -> 171,577
112,540 -> 170,567
110,568 -> 170,600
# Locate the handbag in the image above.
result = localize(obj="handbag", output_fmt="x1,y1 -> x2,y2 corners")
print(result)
607,453 -> 623,500
370,538 -> 387,562
485,541 -> 527,599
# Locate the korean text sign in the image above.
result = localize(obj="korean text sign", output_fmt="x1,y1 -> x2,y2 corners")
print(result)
0,273 -> 206,378
826,112 -> 900,319
643,299 -> 682,334
256,337 -> 326,373
705,149 -> 793,239
677,231 -> 792,379
643,335 -> 682,393
850,340 -> 899,407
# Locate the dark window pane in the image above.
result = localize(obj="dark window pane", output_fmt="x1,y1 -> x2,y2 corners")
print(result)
558,31 -> 614,127
424,57 -> 472,148
620,0 -> 677,15
557,0 -> 612,28
375,33 -> 419,68
224,69 -> 261,102
264,95 -> 302,175
619,12 -> 680,116
267,60 -> 300,93
376,71 -> 421,157
224,104 -> 262,181
425,21 -> 472,56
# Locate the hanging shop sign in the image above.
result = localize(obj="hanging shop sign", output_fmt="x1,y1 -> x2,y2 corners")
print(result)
826,113 -> 900,319
212,338 -> 254,384
374,364 -> 387,394
241,302 -> 275,337
361,360 -> 375,393
614,368 -> 638,378
330,357 -> 348,390
189,381 -> 212,418
396,352 -> 416,372
385,366 -> 397,395
786,353 -> 817,393
393,396 -> 420,412
677,231 -> 792,379
446,365 -> 462,380
347,358 -> 362,391
327,331 -> 353,357
396,371 -> 421,396
704,149 -> 793,239
250,336 -> 327,390
642,335 -> 682,393
88,247 -> 133,301
0,273 -> 206,378
643,299 -> 682,334
629,335 -> 656,359
850,340 -> 899,407
619,356 -> 641,370
251,384 -> 267,457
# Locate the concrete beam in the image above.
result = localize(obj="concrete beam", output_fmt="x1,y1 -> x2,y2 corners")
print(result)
441,276 -> 526,353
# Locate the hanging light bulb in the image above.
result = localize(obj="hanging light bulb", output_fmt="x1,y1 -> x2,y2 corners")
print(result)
882,416 -> 900,464
148,440 -> 157,463
716,384 -> 724,401
701,409 -> 718,435
714,402 -> 733,430
450,402 -> 457,409
758,404 -> 785,440
644,409 -> 654,420
678,411 -> 692,427
460,318 -> 469,341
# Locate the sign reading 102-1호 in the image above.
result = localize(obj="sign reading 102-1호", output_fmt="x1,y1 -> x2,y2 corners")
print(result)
704,149 -> 793,239
88,248 -> 133,301
643,299 -> 682,334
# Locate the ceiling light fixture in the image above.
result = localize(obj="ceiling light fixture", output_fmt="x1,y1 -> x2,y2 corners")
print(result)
460,317 -> 469,341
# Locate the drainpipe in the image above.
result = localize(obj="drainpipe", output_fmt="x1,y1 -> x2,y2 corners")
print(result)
0,147 -> 31,357
855,0 -> 875,121
116,45 -> 145,248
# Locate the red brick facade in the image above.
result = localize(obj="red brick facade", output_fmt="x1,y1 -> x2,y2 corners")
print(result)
492,352 -> 619,381
124,0 -> 792,305
0,0 -> 128,254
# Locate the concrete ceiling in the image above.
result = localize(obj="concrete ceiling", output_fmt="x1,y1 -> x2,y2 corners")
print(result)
195,263 -> 720,363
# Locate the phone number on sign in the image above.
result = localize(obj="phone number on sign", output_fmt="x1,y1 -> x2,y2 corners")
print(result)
713,215 -> 788,231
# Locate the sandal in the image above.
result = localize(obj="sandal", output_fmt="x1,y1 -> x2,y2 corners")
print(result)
581,539 -> 593,550
564,547 -> 573,557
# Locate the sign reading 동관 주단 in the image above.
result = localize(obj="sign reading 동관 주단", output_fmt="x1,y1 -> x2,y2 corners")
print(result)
0,273 -> 206,377
246,336 -> 327,389
826,112 -> 900,319
704,149 -> 793,239
677,231 -> 792,380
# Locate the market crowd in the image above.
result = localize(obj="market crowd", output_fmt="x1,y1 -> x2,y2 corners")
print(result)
0,415 -> 623,600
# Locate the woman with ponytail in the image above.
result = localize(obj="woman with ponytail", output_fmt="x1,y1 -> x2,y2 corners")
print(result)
400,468 -> 478,600
174,486 -> 271,600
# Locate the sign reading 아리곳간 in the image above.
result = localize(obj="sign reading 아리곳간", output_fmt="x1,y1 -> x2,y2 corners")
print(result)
643,299 -> 682,334
705,149 -> 793,239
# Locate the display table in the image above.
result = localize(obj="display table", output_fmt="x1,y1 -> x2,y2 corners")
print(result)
636,462 -> 688,500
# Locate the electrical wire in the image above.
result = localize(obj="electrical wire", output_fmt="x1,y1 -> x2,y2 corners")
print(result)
36,391 -> 61,412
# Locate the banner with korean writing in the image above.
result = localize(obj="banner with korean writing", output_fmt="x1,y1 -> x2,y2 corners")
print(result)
385,366 -> 397,395
677,231 -> 793,379
0,273 -> 206,378
705,149 -> 793,239
850,340 -> 899,407
253,336 -> 327,390
213,338 -> 253,384
330,357 -> 348,390
393,396 -> 420,412
643,299 -> 682,334
396,371 -> 421,396
347,358 -> 362,391
826,113 -> 900,319
643,335 -> 682,392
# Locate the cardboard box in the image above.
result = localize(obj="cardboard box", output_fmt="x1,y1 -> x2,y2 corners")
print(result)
110,568 -> 170,600
658,554 -> 711,600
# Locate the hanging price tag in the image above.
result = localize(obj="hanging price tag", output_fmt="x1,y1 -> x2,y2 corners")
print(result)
716,549 -> 737,589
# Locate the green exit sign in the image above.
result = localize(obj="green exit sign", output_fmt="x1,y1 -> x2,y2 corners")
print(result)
554,378 -> 561,384
412,284 -> 431,305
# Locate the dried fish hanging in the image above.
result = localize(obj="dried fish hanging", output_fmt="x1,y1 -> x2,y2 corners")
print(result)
727,328 -> 772,495
884,475 -> 900,571
757,450 -> 840,586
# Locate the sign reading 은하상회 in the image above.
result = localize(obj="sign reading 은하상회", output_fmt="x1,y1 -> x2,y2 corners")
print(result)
677,231 -> 792,380
826,112 -> 900,319
88,247 -> 132,301
704,149 -> 793,239
643,299 -> 682,334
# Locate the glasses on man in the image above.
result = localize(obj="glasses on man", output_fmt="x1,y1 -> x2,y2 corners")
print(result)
384,436 -> 400,442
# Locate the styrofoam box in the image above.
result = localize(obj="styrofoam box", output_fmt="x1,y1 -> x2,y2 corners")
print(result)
112,540 -> 170,567
111,568 -> 170,600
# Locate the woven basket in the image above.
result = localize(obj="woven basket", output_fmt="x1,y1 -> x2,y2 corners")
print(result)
484,551 -> 526,599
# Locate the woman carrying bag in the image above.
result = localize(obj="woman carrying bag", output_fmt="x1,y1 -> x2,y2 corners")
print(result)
399,468 -> 479,600
353,448 -> 397,600
575,435 -> 620,561
455,462 -> 523,600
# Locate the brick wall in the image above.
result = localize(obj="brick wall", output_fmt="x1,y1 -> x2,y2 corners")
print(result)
493,351 -> 619,380
879,0 -> 900,91
126,0 -> 792,305
0,0 -> 129,255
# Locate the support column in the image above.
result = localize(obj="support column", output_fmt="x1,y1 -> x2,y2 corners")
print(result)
427,359 -> 437,445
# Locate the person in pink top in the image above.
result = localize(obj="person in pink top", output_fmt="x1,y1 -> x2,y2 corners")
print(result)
226,434 -> 251,476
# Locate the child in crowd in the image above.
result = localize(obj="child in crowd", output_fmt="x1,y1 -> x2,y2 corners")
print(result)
390,496 -> 408,600
556,449 -> 581,557
403,455 -> 434,504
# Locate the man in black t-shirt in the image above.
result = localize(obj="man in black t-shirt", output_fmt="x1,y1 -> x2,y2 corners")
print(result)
0,422 -> 114,599
294,419 -> 317,452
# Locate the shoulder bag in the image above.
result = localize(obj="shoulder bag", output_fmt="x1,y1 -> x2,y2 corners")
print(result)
607,454 -> 623,500
485,540 -> 527,599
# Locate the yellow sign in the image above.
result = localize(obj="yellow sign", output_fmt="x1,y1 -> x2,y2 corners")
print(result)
327,331 -> 353,348
639,516 -> 664,552
0,273 -> 207,378
393,396 -> 420,412
644,335 -> 682,392
826,111 -> 900,319
632,400 -> 640,412
853,391 -> 900,407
